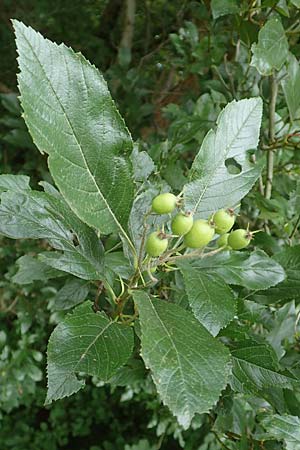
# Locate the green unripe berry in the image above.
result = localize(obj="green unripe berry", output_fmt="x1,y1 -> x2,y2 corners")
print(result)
171,212 -> 193,236
152,193 -> 177,214
213,208 -> 235,235
216,233 -> 230,249
146,231 -> 168,257
183,219 -> 215,249
228,229 -> 252,250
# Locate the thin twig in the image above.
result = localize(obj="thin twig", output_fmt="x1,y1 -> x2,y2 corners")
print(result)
265,74 -> 278,199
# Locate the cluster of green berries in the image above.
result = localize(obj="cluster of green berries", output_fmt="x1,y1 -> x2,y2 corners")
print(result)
145,193 -> 254,257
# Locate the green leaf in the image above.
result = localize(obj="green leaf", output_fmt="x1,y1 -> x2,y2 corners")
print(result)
282,54 -> 300,121
13,20 -> 135,242
131,146 -> 156,182
211,0 -> 239,19
133,291 -> 231,429
191,250 -> 285,290
231,341 -> 299,393
251,18 -> 289,75
184,98 -> 263,218
12,255 -> 64,285
178,262 -> 236,336
46,301 -> 134,403
0,189 -> 104,280
261,414 -> 300,445
291,0 -> 300,7
263,246 -> 300,302
0,174 -> 31,193
53,278 -> 90,310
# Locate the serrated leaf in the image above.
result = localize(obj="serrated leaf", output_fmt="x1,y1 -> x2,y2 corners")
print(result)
13,20 -> 135,243
54,278 -> 90,310
250,18 -> 289,75
282,54 -> 300,121
12,255 -> 64,285
0,174 -> 31,193
191,250 -> 285,290
261,414 -> 300,445
133,291 -> 231,429
211,0 -> 239,19
178,261 -> 236,336
231,341 -> 299,393
262,246 -> 300,302
0,189 -> 104,280
184,98 -> 263,218
46,301 -> 134,403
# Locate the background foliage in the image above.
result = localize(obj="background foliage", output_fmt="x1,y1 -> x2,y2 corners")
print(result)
1,1 -> 300,449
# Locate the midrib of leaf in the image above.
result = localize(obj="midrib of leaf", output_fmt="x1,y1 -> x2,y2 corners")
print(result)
48,317 -> 113,399
147,298 -> 190,408
189,102 -> 259,214
20,30 -> 134,253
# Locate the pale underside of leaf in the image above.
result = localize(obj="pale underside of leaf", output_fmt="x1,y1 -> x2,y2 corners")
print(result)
184,98 -> 263,218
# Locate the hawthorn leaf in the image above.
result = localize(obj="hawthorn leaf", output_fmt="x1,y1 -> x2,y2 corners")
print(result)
261,414 -> 300,446
178,261 -> 236,336
282,54 -> 300,121
0,189 -> 104,280
184,98 -> 263,218
12,255 -> 64,285
14,20 -> 135,243
46,301 -> 134,403
134,291 -> 231,429
191,250 -> 285,290
231,341 -> 299,393
251,18 -> 289,75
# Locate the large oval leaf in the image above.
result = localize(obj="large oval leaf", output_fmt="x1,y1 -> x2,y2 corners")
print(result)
46,301 -> 134,404
13,20 -> 134,240
134,291 -> 231,429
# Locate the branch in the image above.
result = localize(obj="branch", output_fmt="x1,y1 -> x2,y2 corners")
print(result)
119,0 -> 136,57
265,74 -> 278,199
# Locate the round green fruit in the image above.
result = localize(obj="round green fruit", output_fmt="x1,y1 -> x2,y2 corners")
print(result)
216,233 -> 230,249
146,231 -> 168,257
183,219 -> 215,249
152,193 -> 177,214
228,229 -> 251,250
171,212 -> 193,236
213,208 -> 235,234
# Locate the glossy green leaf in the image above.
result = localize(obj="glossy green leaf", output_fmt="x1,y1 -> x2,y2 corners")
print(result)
231,341 -> 299,393
184,98 -> 263,218
191,250 -> 285,290
282,54 -> 300,121
211,0 -> 239,19
251,18 -> 289,75
14,20 -> 135,241
262,246 -> 300,302
178,262 -> 236,336
0,189 -> 104,280
46,301 -> 134,403
53,278 -> 90,310
12,255 -> 64,285
261,414 -> 300,445
134,291 -> 231,429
